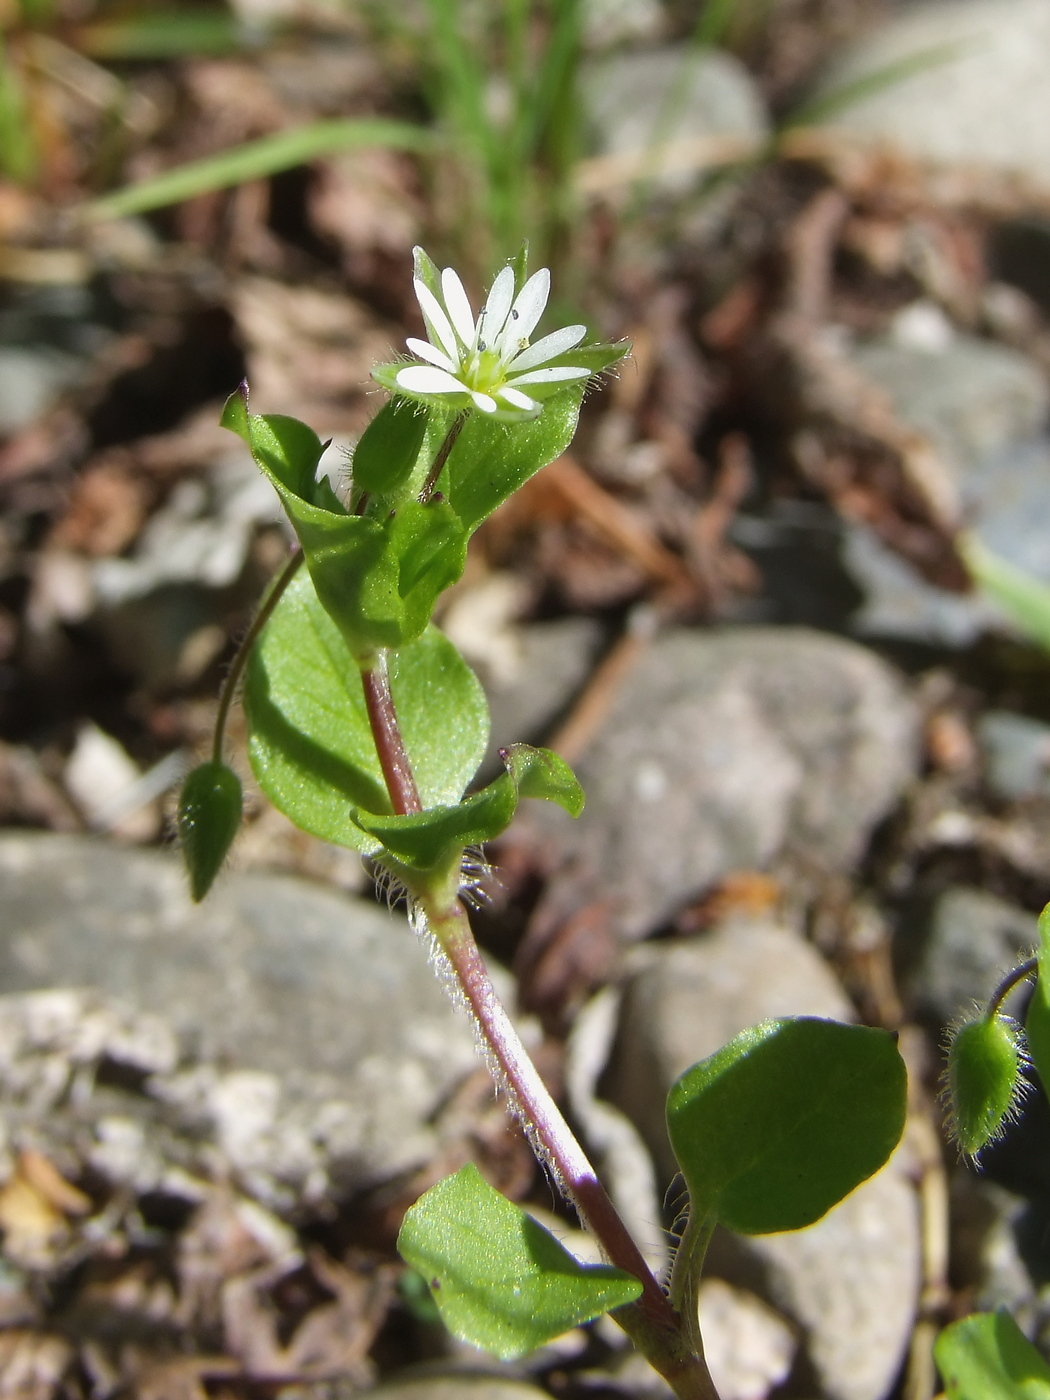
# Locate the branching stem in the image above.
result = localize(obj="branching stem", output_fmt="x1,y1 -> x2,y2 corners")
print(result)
212,549 -> 304,766
419,412 -> 467,503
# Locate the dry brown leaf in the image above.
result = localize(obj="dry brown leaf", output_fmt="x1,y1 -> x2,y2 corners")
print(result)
47,458 -> 151,558
0,1151 -> 91,1267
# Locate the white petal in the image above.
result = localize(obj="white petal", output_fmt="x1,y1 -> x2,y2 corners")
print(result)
396,364 -> 468,396
406,337 -> 457,372
441,267 -> 477,348
505,324 -> 586,373
506,365 -> 590,386
478,265 -> 514,345
497,267 -> 551,355
414,278 -> 459,360
470,390 -> 498,413
496,385 -> 537,411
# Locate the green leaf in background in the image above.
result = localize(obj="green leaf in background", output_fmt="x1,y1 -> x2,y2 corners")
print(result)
935,1311 -> 1050,1399
502,743 -> 584,817
947,1014 -> 1026,1156
82,118 -> 435,221
1025,903 -> 1050,1099
666,1018 -> 907,1236
244,568 -> 488,851
73,10 -> 244,60
397,1164 -> 641,1360
223,391 -> 467,655
960,533 -> 1050,653
177,761 -> 243,901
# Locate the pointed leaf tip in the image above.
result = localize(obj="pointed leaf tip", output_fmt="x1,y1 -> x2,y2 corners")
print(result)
177,761 -> 243,901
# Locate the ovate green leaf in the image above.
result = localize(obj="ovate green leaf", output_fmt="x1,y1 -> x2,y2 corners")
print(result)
935,1311 -> 1050,1399
502,744 -> 584,817
666,1018 -> 907,1235
397,1164 -> 641,1360
244,568 -> 488,851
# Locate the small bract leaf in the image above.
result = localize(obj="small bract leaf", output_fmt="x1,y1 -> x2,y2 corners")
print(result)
353,400 -> 429,499
935,1310 -> 1050,1399
397,1164 -> 641,1360
245,568 -> 488,851
666,1018 -> 907,1236
947,1015 -> 1026,1156
501,744 -> 584,817
177,761 -> 242,901
1025,903 -> 1050,1103
350,774 -> 517,871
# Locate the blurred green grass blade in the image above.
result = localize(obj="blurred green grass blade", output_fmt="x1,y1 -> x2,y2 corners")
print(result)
73,10 -> 246,60
784,41 -> 968,129
0,41 -> 36,183
693,0 -> 739,47
960,533 -> 1050,653
82,118 -> 434,219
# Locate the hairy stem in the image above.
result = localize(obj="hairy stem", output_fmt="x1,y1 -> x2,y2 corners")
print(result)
357,648 -> 717,1400
212,549 -> 304,766
422,895 -> 719,1400
360,653 -> 422,815
419,412 -> 467,503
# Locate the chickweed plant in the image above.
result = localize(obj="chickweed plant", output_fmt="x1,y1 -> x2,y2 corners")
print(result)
178,246 -> 909,1400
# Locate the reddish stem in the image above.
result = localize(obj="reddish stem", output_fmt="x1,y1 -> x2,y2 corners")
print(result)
434,898 -> 679,1334
360,654 -> 422,815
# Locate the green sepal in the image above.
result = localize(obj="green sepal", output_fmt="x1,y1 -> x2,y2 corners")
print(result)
412,244 -> 442,301
352,398 -> 430,500
510,241 -> 530,296
222,387 -> 467,657
501,742 -> 584,817
397,1164 -> 641,1361
177,761 -> 243,901
352,744 -> 582,873
935,1310 -> 1050,1399
666,1018 -> 907,1237
947,1014 -> 1026,1156
1025,902 -> 1050,1104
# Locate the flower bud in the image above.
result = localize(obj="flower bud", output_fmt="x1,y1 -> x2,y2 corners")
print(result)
946,1014 -> 1026,1155
177,761 -> 243,902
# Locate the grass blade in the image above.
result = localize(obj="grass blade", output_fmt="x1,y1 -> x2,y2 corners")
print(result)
73,11 -> 246,61
784,41 -> 969,130
80,118 -> 435,220
960,533 -> 1050,653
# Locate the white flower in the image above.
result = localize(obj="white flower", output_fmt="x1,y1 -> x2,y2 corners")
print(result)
393,254 -> 591,421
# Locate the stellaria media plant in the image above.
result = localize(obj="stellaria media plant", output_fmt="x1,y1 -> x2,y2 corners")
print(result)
178,245 -> 909,1400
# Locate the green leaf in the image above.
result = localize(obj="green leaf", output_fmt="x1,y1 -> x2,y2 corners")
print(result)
947,1015 -> 1026,1156
351,744 -> 583,872
224,391 -> 467,655
960,533 -> 1050,652
352,400 -> 430,499
502,743 -> 584,817
935,1311 -> 1050,1399
351,774 -> 518,870
74,10 -> 243,60
1025,903 -> 1050,1104
244,567 -> 488,851
397,1164 -> 641,1360
666,1018 -> 907,1236
82,119 -> 435,221
177,762 -> 243,901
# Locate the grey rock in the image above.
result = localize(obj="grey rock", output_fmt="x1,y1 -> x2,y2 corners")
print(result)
813,0 -> 1050,188
482,619 -> 604,777
583,0 -> 665,50
910,885 -> 1037,1025
841,334 -> 1050,645
849,335 -> 1049,479
709,1166 -> 920,1400
606,919 -> 919,1400
606,919 -> 855,1181
525,627 -> 918,941
979,710 -> 1050,802
580,44 -> 769,195
0,347 -> 89,435
0,832 -> 479,1210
